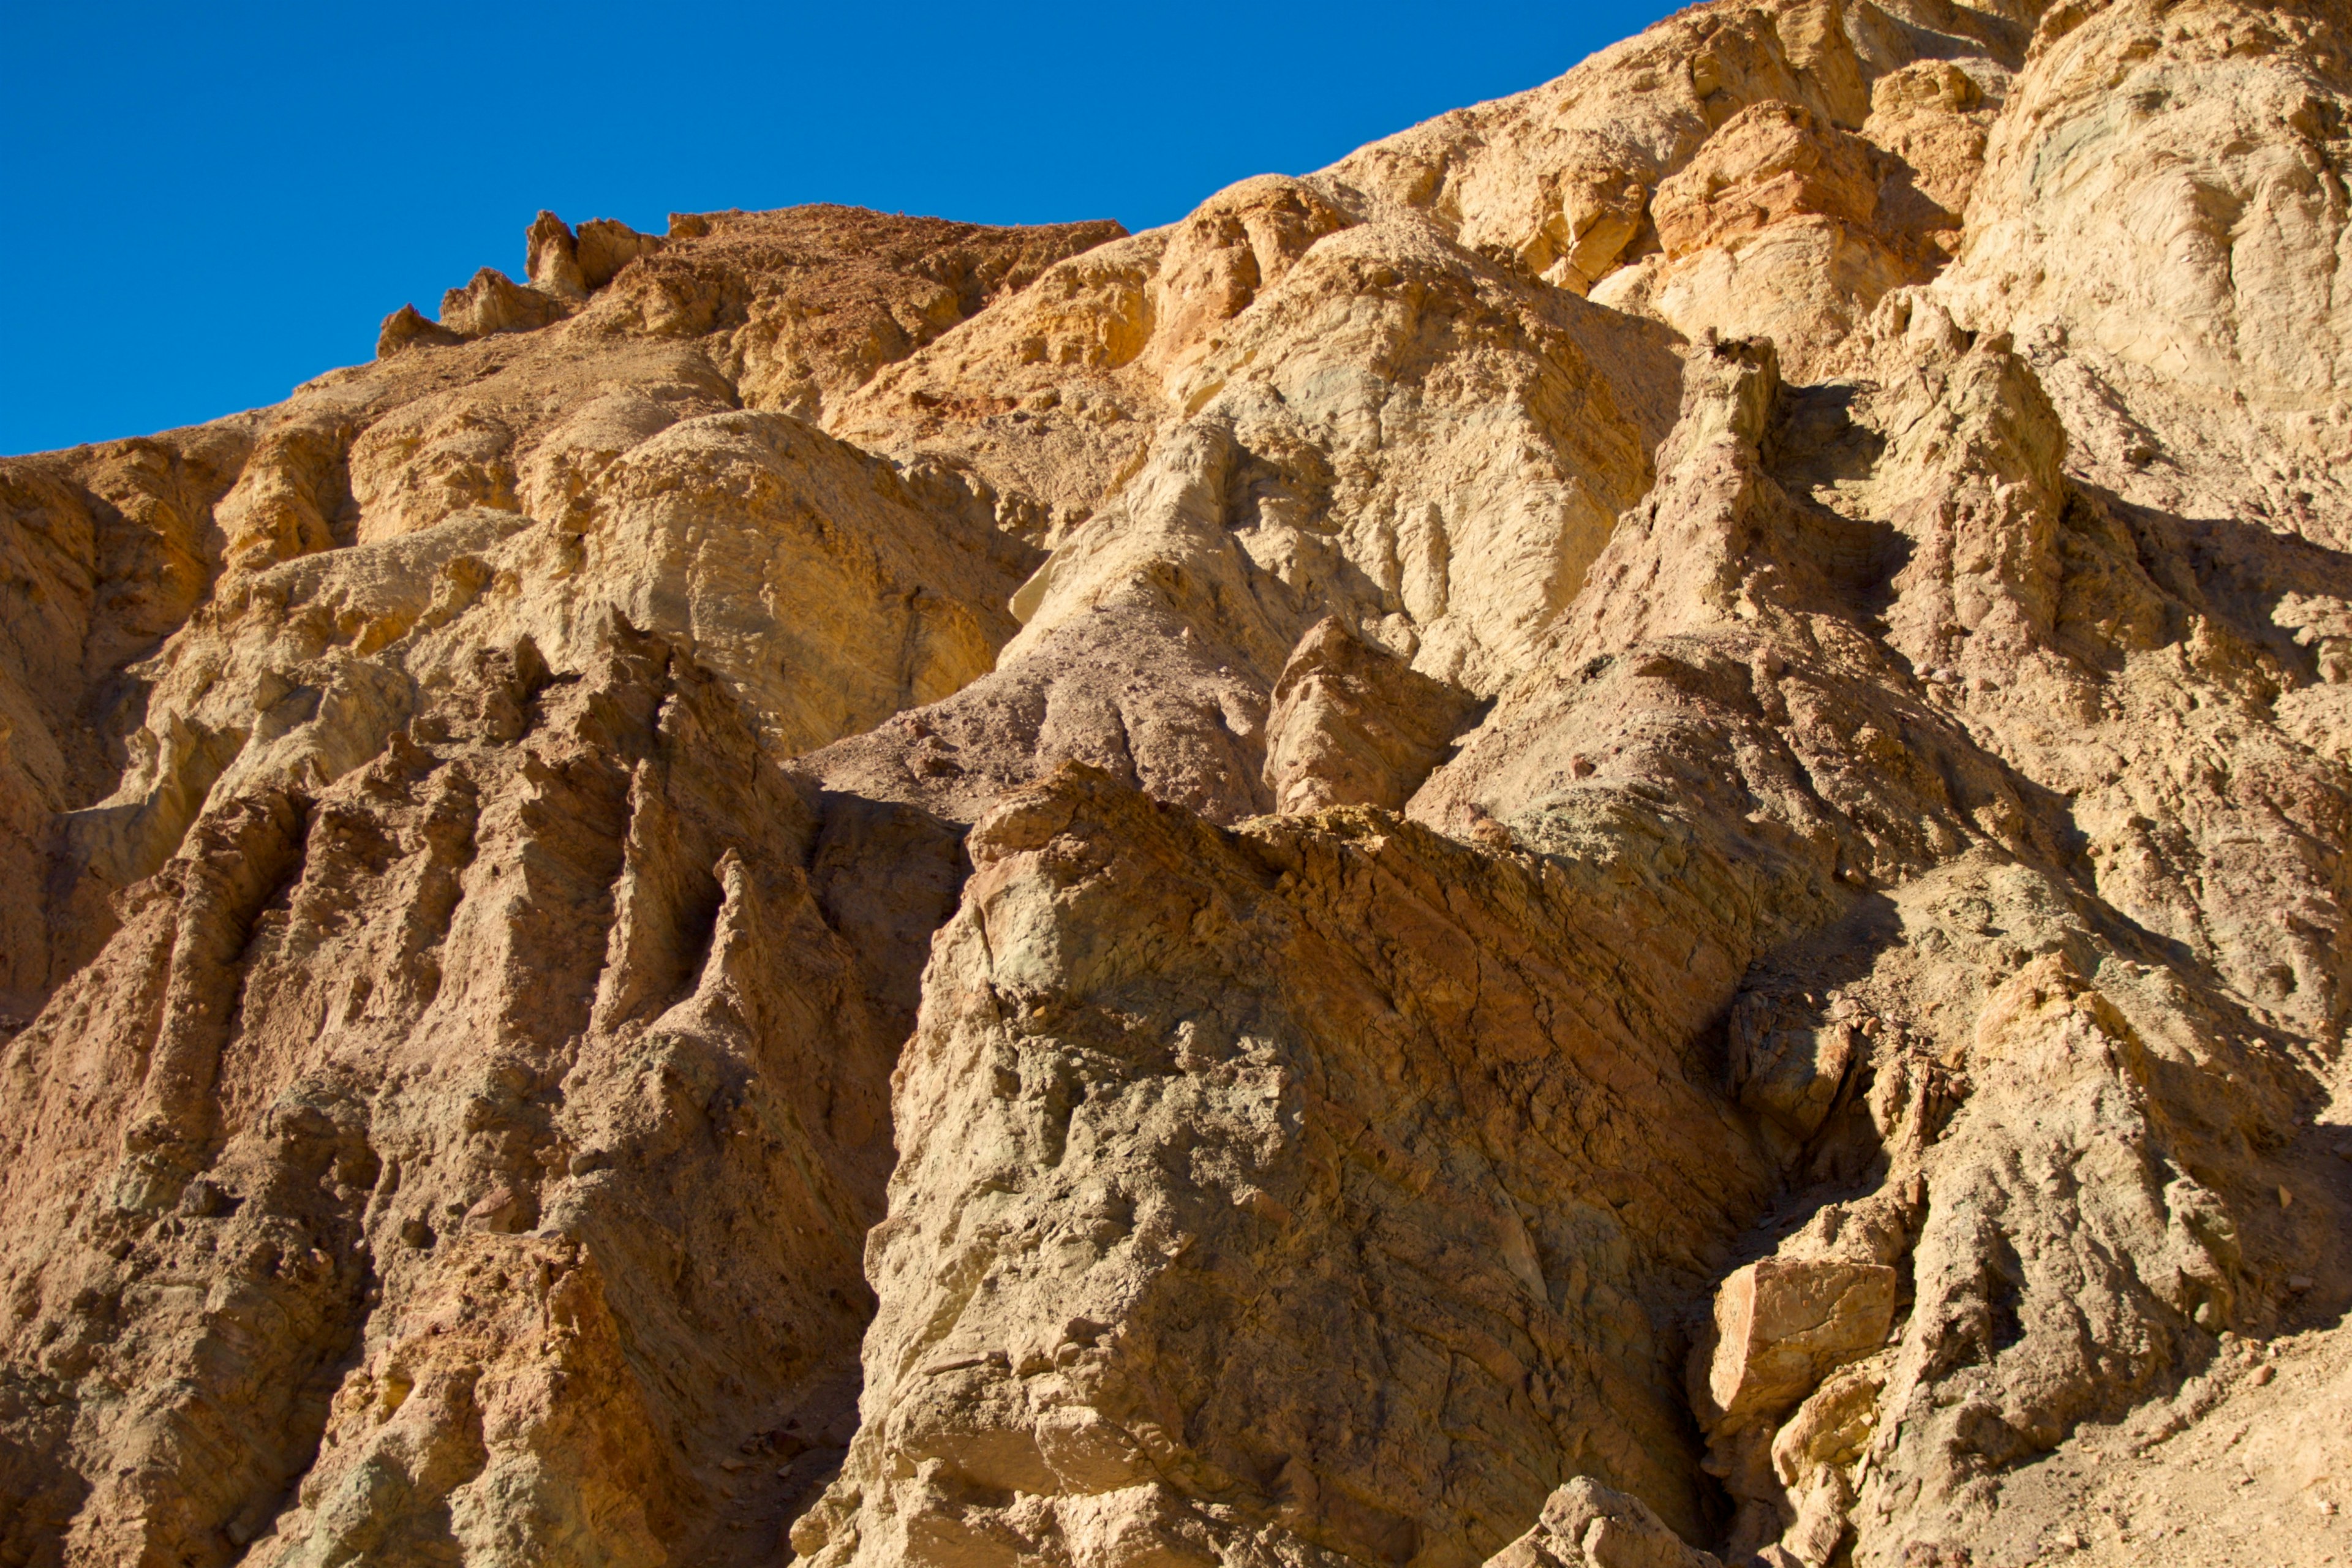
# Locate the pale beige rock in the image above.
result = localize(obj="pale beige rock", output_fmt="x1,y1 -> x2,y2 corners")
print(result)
1147,175 -> 1355,379
1,621 -> 943,1567
0,205 -> 1070,1568
0,415 -> 257,1000
1769,1360 -> 1885,1495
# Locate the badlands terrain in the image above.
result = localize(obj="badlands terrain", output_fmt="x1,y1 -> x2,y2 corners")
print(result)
5,0 -> 2352,1564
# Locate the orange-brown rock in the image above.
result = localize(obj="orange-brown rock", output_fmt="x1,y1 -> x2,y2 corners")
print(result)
7,0 -> 2352,1565
1651,102 -> 1889,261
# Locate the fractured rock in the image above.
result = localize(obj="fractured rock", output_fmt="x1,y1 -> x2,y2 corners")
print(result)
1261,616 -> 1481,813
1482,1479 -> 1724,1568
1695,1257 -> 1898,1436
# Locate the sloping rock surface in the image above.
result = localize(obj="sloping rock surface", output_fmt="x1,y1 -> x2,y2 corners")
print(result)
5,3 -> 2352,1567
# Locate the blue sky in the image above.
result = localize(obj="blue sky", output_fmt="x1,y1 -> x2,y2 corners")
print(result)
2,2 -> 1679,455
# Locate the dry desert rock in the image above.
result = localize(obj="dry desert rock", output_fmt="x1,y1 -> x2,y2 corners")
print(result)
5,2 -> 2352,1566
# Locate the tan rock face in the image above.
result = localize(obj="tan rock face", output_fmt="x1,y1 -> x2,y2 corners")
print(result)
7,1 -> 2352,1566
1697,1257 -> 1898,1433
790,765 -> 1779,1568
1483,1479 -> 1723,1568
1260,617 -> 1482,814
1653,102 -> 1890,261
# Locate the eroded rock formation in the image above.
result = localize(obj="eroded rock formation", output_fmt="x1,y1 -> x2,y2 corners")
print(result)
6,2 -> 2352,1566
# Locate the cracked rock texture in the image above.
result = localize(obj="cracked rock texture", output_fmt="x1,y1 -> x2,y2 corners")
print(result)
6,2 -> 2352,1566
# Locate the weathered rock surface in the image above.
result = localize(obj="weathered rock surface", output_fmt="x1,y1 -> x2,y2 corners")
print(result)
6,1 -> 2352,1565
1485,1479 -> 1724,1568
788,764 -> 1782,1568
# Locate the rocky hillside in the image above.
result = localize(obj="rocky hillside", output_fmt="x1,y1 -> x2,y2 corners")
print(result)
4,2 -> 2351,1565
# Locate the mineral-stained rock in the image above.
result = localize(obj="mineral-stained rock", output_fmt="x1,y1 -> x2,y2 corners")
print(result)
7,0 -> 2352,1564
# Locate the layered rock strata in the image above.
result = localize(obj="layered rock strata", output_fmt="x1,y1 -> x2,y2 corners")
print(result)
4,2 -> 2352,1566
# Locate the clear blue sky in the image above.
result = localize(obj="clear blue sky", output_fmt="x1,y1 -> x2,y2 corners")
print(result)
2,2 -> 1678,456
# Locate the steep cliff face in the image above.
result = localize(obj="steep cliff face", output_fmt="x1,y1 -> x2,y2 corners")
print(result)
5,2 -> 2352,1567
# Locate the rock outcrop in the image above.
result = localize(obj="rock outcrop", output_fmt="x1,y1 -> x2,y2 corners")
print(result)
6,1 -> 2352,1566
